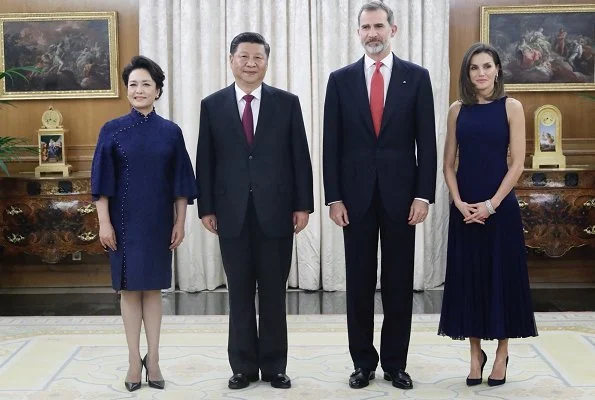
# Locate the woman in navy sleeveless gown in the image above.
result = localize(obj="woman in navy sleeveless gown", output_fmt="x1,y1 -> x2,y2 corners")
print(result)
91,56 -> 198,391
438,43 -> 537,387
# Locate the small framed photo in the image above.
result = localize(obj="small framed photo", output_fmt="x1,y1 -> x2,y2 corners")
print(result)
481,5 -> 595,92
533,105 -> 566,168
39,131 -> 66,165
0,11 -> 118,100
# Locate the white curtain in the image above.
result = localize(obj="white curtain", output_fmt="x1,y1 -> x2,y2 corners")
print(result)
139,0 -> 450,292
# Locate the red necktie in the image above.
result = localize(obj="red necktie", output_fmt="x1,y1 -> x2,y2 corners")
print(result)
242,94 -> 255,145
370,62 -> 384,137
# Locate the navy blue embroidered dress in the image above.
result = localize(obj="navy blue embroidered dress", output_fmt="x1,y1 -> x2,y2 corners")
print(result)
438,97 -> 537,340
91,109 -> 198,290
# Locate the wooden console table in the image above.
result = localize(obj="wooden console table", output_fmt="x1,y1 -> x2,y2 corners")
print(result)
516,168 -> 595,258
0,172 -> 103,263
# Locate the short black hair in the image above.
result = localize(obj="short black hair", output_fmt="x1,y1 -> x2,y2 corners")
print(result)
122,55 -> 165,98
229,32 -> 270,57
459,42 -> 505,105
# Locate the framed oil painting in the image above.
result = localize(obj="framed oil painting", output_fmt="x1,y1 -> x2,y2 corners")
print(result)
480,5 -> 595,91
0,12 -> 118,100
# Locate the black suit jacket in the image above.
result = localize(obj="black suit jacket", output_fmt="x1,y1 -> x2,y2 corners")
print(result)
197,83 -> 314,238
323,54 -> 437,223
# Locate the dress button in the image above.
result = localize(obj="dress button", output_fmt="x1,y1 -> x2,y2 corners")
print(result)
249,155 -> 253,160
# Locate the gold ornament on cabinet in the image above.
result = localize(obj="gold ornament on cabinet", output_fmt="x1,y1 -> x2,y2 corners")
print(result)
35,106 -> 72,177
532,104 -> 566,169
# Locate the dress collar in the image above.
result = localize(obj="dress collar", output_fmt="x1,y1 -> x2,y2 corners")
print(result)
130,107 -> 156,120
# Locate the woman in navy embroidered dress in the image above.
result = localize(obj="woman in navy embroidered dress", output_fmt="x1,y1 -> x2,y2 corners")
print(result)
438,43 -> 537,387
91,56 -> 198,391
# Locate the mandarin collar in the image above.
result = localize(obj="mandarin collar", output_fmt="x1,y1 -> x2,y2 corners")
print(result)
130,107 -> 156,121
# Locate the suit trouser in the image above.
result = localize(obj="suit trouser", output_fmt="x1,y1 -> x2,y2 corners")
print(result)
218,196 -> 293,377
343,185 -> 415,373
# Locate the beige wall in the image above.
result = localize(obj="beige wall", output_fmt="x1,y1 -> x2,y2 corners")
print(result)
0,0 -> 139,173
450,0 -> 595,165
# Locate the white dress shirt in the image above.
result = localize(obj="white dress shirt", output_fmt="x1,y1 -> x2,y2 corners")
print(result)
235,84 -> 262,135
364,53 -> 393,104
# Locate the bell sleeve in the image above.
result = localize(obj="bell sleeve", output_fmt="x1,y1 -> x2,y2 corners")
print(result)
91,123 -> 117,201
172,126 -> 199,205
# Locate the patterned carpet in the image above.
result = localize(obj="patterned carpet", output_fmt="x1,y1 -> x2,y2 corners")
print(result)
0,313 -> 594,399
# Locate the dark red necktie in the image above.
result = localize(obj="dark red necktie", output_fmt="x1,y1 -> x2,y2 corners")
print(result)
242,94 -> 255,145
370,61 -> 384,137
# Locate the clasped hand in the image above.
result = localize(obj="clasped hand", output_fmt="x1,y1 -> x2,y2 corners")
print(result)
457,200 -> 492,225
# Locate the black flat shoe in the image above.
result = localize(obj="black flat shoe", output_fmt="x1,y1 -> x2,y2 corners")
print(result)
262,373 -> 291,389
487,356 -> 509,387
124,358 -> 143,392
466,349 -> 488,386
142,354 -> 165,389
349,368 -> 375,389
383,369 -> 413,390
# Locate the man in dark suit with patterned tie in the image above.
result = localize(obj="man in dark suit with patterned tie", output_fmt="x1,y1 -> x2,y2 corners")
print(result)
196,32 -> 313,390
323,1 -> 437,390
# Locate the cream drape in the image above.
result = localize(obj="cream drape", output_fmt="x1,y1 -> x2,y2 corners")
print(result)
139,0 -> 450,292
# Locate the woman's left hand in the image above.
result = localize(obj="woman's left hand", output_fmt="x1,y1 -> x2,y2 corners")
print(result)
464,201 -> 491,224
170,222 -> 185,250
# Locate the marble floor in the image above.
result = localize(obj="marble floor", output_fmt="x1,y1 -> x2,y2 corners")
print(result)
0,285 -> 594,316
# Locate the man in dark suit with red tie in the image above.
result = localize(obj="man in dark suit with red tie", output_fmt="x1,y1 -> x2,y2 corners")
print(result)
196,32 -> 313,390
323,1 -> 437,390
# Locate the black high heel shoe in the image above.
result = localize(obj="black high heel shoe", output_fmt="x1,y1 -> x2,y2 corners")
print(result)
487,356 -> 509,386
142,354 -> 165,389
124,359 -> 142,392
466,349 -> 487,386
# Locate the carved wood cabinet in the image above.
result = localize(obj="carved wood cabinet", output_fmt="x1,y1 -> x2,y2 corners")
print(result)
0,172 -> 103,263
516,168 -> 595,258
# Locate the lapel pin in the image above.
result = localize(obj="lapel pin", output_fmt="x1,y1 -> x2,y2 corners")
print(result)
402,80 -> 407,84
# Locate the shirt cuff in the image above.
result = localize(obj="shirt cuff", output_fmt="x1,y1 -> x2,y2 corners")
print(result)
328,200 -> 343,205
414,197 -> 429,204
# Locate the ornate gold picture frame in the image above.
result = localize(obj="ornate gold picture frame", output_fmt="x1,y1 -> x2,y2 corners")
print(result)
533,104 -> 566,168
0,12 -> 118,100
480,5 -> 595,92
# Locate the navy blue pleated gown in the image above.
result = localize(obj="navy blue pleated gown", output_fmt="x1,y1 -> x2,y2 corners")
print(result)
91,109 -> 198,290
438,97 -> 538,340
